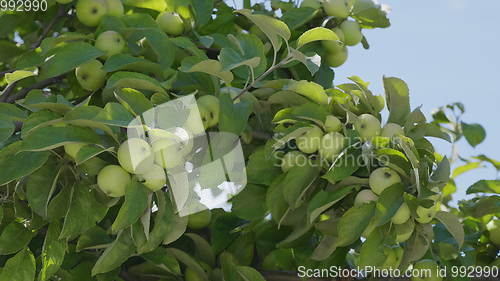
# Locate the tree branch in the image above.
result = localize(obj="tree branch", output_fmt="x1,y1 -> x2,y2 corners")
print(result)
30,5 -> 68,51
5,75 -> 64,103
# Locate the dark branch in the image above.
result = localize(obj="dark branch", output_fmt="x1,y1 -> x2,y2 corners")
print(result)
6,75 -> 64,103
30,5 -> 68,51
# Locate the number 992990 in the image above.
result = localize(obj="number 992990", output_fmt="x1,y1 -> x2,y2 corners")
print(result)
1,0 -> 48,11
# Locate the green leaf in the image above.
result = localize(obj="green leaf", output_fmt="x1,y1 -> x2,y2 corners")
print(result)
0,221 -> 35,255
39,42 -> 104,80
335,202 -> 376,247
103,54 -> 162,73
0,120 -> 14,143
246,147 -> 281,185
26,160 -> 62,218
180,57 -> 234,84
383,77 -> 410,125
435,211 -> 464,248
21,91 -> 73,114
375,148 -> 411,177
39,221 -> 67,281
358,229 -> 386,267
124,0 -> 166,11
352,1 -> 390,28
288,48 -> 321,76
4,70 -> 36,85
282,163 -> 320,208
284,80 -> 328,105
219,92 -> 252,135
236,266 -> 267,281
166,248 -> 209,281
76,226 -> 112,252
60,184 -> 108,239
92,230 -> 136,276
373,183 -> 404,226
307,185 -> 355,223
281,7 -> 316,30
141,248 -> 181,275
0,141 -> 49,186
94,102 -> 134,127
452,161 -> 480,180
75,145 -> 114,165
232,184 -> 267,220
467,180 -> 500,194
219,34 -> 267,79
111,181 -> 150,233
323,148 -> 362,184
114,88 -> 154,117
22,126 -> 102,152
186,233 -> 216,267
296,27 -> 339,49
266,174 -> 289,225
129,28 -> 175,68
105,71 -> 166,95
0,102 -> 28,122
0,248 -> 36,281
21,110 -> 62,138
191,0 -> 214,26
461,122 -> 486,147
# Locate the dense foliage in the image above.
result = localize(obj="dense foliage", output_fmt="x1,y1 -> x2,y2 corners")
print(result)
0,0 -> 498,280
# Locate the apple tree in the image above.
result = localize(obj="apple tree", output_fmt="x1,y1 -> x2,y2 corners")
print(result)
0,0 -> 498,280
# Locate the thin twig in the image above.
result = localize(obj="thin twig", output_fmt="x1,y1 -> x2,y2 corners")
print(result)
0,83 -> 18,102
6,75 -> 64,103
30,5 -> 68,51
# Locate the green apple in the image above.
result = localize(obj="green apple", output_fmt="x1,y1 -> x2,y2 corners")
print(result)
76,0 -> 108,27
340,19 -> 363,46
323,0 -> 349,18
149,128 -> 192,156
64,143 -> 86,159
354,189 -> 378,206
362,220 -> 376,238
391,203 -> 410,224
156,12 -> 184,36
296,125 -> 323,154
486,219 -> 500,246
300,0 -> 321,9
411,259 -> 442,281
75,59 -> 107,91
324,115 -> 342,132
281,151 -> 305,172
415,204 -> 439,224
187,209 -> 212,229
354,113 -> 381,139
153,140 -> 185,169
381,247 -> 403,269
137,164 -> 166,191
197,95 -> 220,129
318,132 -> 345,161
382,123 -> 405,138
325,46 -> 348,68
117,138 -> 155,174
395,219 -> 415,243
104,0 -> 123,17
97,165 -> 131,197
369,167 -> 401,195
79,157 -> 107,176
185,268 -> 203,281
184,109 -> 207,135
322,28 -> 344,52
95,30 -> 125,58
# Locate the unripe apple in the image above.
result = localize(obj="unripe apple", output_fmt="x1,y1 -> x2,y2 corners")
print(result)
340,19 -> 363,46
300,0 -> 321,9
137,164 -> 166,191
104,0 -> 123,17
156,12 -> 184,36
153,140 -> 185,169
354,189 -> 378,206
324,115 -> 342,132
381,247 -> 403,269
369,167 -> 401,195
117,138 -> 155,174
486,219 -> 500,246
415,204 -> 439,224
296,125 -> 323,154
325,46 -> 348,68
323,0 -> 349,19
318,132 -> 345,161
197,95 -> 220,129
64,143 -> 86,159
97,165 -> 131,197
391,203 -> 410,225
281,151 -> 306,172
149,128 -> 193,156
411,260 -> 442,281
395,219 -> 414,243
354,113 -> 381,139
381,123 -> 405,138
75,59 -> 107,91
76,0 -> 108,27
185,268 -> 203,281
95,30 -> 125,58
187,209 -> 212,229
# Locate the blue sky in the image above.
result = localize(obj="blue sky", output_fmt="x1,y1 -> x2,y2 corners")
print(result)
334,0 -> 500,203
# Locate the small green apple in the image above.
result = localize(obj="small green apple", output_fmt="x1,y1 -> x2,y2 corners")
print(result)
325,46 -> 348,68
486,219 -> 500,246
76,0 -> 108,27
197,95 -> 220,129
354,189 -> 378,206
300,0 -> 321,9
97,165 -> 131,197
415,204 -> 439,224
322,28 -> 344,52
324,115 -> 342,132
281,151 -> 305,172
64,143 -> 86,159
117,138 -> 155,174
411,259 -> 442,281
369,167 -> 401,195
156,12 -> 184,36
381,247 -> 403,269
381,123 -> 405,138
395,219 -> 415,243
75,59 -> 107,91
185,268 -> 203,281
318,132 -> 345,161
149,128 -> 192,156
104,0 -> 123,17
137,164 -> 166,191
323,0 -> 349,18
154,140 -> 185,169
79,157 -> 107,176
95,30 -> 125,58
296,125 -> 323,154
340,19 -> 363,46
354,113 -> 381,139
391,203 -> 410,225
187,209 -> 212,229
